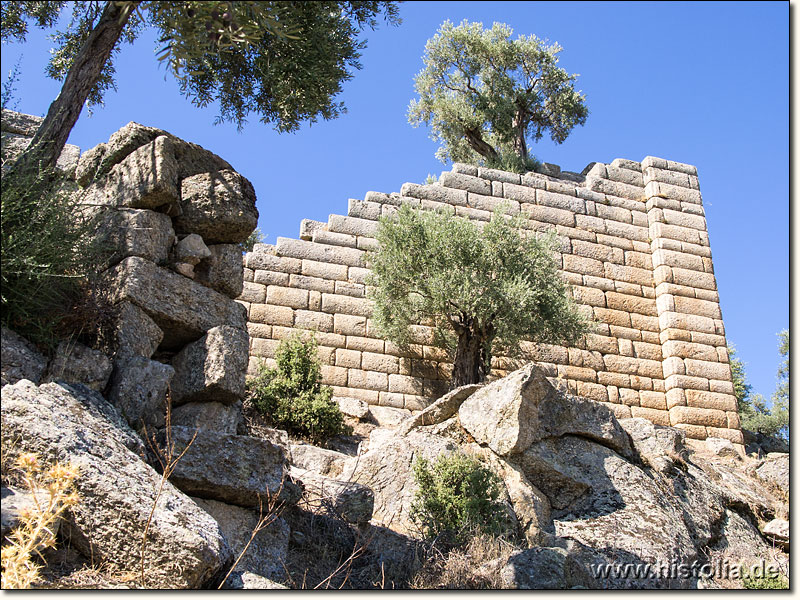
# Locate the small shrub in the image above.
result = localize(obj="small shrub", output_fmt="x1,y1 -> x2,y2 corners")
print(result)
247,334 -> 350,443
742,571 -> 788,590
0,165 -> 110,349
410,453 -> 510,547
0,453 -> 80,589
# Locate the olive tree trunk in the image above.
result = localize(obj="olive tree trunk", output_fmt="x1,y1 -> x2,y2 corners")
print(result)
10,1 -> 133,178
451,328 -> 490,388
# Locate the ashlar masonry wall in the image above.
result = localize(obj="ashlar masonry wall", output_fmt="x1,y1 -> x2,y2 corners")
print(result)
239,157 -> 742,445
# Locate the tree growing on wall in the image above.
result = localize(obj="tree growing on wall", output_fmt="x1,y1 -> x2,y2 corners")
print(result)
1,1 -> 400,176
367,205 -> 590,388
408,20 -> 588,174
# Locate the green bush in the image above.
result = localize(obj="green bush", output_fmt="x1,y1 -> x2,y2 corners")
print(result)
0,165 -> 109,348
410,453 -> 510,547
742,571 -> 788,589
247,334 -> 351,443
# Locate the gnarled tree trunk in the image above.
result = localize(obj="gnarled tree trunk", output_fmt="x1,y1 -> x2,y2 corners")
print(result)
10,1 -> 134,178
451,328 -> 489,388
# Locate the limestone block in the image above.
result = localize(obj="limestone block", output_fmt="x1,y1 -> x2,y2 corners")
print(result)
107,355 -> 174,430
266,285 -> 309,309
557,364 -> 597,383
43,341 -> 113,392
172,401 -> 241,435
321,365 -> 348,387
170,325 -> 249,405
666,267 -> 716,290
685,389 -> 737,411
298,219 -> 325,241
1,108 -> 43,135
683,358 -> 731,381
347,266 -> 370,285
192,244 -> 243,299
333,314 -> 367,337
194,497 -> 289,581
362,352 -> 400,374
643,166 -> 692,189
245,251 -> 301,274
348,368 -> 388,392
439,171 -> 491,195
705,427 -> 744,446
101,257 -> 247,349
321,293 -> 373,317
618,388 -> 640,406
400,182 -> 468,206
660,208 -> 706,231
467,191 -> 519,215
239,282 -> 266,304
638,391 -> 667,410
254,271 -> 289,290
75,142 -> 107,186
631,341 -> 662,361
293,309 -> 333,333
605,165 -> 643,186
335,397 -> 370,419
378,391 -> 405,408
709,379 -> 735,395
593,307 -> 631,328
575,381 -> 608,402
164,426 -> 299,508
661,340 -> 717,362
665,374 -> 709,392
669,406 -> 726,428
276,237 -> 365,268
0,327 -> 49,386
250,304 -> 293,327
659,312 -> 716,335
335,280 -> 365,298
629,406 -> 670,427
533,189 -> 584,214
312,230 -> 356,251
501,182 -> 538,205
328,214 -> 379,238
335,348 -> 362,369
176,170 -> 258,244
562,254 -> 604,278
571,239 -> 623,264
595,202 -> 633,224
523,203 -> 576,227
388,374 -> 425,395
672,296 -> 722,320
584,176 -> 643,201
572,285 -> 606,307
605,291 -> 657,316
604,355 -> 663,379
603,262 -> 653,287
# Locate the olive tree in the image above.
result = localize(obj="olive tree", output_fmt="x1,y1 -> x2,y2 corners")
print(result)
367,204 -> 590,388
408,20 -> 588,173
1,1 -> 400,176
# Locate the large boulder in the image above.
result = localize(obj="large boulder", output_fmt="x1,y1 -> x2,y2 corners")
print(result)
171,401 -> 242,435
104,301 -> 164,362
175,170 -> 258,244
101,256 -> 247,349
458,364 -> 633,459
94,207 -> 175,267
290,443 -> 348,477
1,326 -> 48,386
194,244 -> 244,299
106,356 -> 174,431
161,426 -> 300,509
755,454 -> 789,494
42,340 -> 113,392
396,384 -> 481,436
290,467 -> 374,524
170,325 -> 249,405
619,417 -> 687,474
1,380 -> 230,588
193,497 -> 290,581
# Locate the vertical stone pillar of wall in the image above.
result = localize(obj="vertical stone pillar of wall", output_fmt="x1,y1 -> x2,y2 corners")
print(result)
643,157 -> 742,445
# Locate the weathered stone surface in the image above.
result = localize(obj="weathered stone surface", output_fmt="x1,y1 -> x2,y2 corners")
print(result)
1,380 -> 229,588
755,453 -> 789,492
1,109 -> 42,136
94,207 -> 175,266
494,545 -> 593,590
290,443 -> 348,477
335,396 -> 369,419
195,244 -> 244,298
459,364 -> 632,459
619,417 -> 686,473
220,571 -> 288,589
176,170 -> 258,244
163,426 -> 300,509
743,429 -> 789,455
761,518 -> 789,549
1,485 -> 59,544
1,326 -> 48,386
107,301 -> 164,361
0,133 -> 80,177
397,384 -> 481,436
90,136 -> 180,211
96,122 -> 169,177
193,497 -> 290,581
290,466 -> 374,524
107,356 -> 174,431
43,340 -> 113,392
174,233 -> 211,265
101,256 -> 247,349
704,436 -> 739,458
170,325 -> 249,405
368,405 -> 410,427
76,142 -> 107,186
342,429 -> 458,535
172,401 -> 242,435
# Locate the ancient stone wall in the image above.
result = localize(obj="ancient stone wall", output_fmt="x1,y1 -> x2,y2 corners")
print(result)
240,157 -> 742,444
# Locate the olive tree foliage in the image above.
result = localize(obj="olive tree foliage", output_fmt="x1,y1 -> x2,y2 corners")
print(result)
408,20 -> 588,174
0,1 -> 400,175
729,333 -> 789,441
367,205 -> 590,388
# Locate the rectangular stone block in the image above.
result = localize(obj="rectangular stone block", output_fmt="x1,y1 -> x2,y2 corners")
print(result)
661,340 -> 717,362
345,336 -> 384,353
672,296 -> 722,320
289,274 -> 335,294
251,337 -> 279,358
603,220 -> 649,243
669,406 -> 727,428
361,352 -> 400,374
571,240 -> 624,264
572,285 -> 607,307
378,391 -> 406,409
293,310 -> 333,333
331,385 -> 379,404
660,209 -> 706,231
557,364 -> 597,383
245,252 -> 301,274
665,374 -> 709,392
249,304 -> 293,327
685,389 -> 737,412
347,198 -> 382,220
328,214 -> 379,237
605,291 -> 657,316
524,203 -> 576,227
312,229 -> 357,249
400,182 -> 468,206
347,369 -> 388,392
684,359 -> 731,382
595,202 -> 633,224
468,192 -> 520,214
669,267 -> 717,290
455,205 -> 493,222
603,263 -> 653,286
334,281 -> 365,298
638,391 -> 667,410
388,374 -> 425,395
593,307 -> 632,328
300,259 -> 348,282
604,355 -> 663,379
563,254 -> 605,278
333,314 -> 367,337
632,341 -> 662,361
576,381 -> 608,402
347,266 -> 371,285
659,312 -> 716,335
535,189 -> 585,214
246,323 -> 271,339
439,171 -> 491,195
585,176 -> 643,201
335,348 -> 362,369
266,285 -> 308,310
321,365 -> 348,386
253,269 -> 290,287
503,181 -> 538,204
239,282 -> 266,304
630,406 -> 670,427
321,293 -> 373,317
276,237 -> 365,268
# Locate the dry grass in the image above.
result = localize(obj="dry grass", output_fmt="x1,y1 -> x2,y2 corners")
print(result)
1,453 -> 79,589
410,533 -> 519,589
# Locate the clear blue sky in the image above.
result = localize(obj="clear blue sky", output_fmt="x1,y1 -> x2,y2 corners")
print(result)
1,1 -> 789,404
